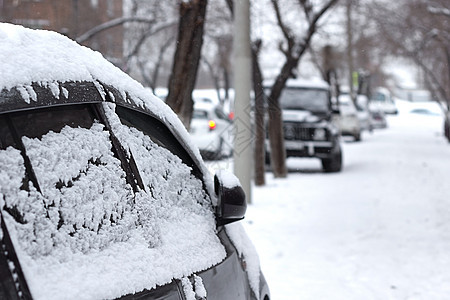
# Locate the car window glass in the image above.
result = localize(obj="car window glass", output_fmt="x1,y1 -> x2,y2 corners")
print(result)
113,104 -> 203,179
0,105 -> 140,298
0,116 -> 14,149
280,88 -> 329,112
9,105 -> 95,140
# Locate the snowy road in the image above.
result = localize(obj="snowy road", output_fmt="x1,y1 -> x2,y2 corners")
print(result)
207,100 -> 450,299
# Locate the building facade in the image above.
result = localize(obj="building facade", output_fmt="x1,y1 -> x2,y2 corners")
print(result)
1,0 -> 124,66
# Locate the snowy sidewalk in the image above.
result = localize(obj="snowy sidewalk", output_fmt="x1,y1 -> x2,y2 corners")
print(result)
234,100 -> 450,299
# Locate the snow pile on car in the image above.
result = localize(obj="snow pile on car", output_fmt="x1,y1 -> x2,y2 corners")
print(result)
0,22 -> 213,197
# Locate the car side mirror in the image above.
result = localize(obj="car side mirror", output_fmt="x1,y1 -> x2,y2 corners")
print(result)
214,170 -> 246,226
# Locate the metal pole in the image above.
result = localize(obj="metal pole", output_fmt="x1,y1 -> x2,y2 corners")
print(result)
233,0 -> 252,203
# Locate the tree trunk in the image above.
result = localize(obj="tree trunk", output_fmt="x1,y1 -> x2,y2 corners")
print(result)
251,40 -> 265,186
267,55 -> 300,178
223,68 -> 230,103
165,0 -> 208,130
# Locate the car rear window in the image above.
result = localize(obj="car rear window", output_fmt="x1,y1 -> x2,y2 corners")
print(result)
0,103 -> 225,300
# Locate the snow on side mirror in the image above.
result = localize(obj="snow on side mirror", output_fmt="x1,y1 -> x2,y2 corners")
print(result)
214,170 -> 246,226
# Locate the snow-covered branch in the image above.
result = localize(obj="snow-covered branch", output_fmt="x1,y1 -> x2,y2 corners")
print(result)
427,6 -> 450,18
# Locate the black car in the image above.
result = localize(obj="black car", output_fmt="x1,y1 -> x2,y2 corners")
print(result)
0,23 -> 269,300
265,79 -> 342,172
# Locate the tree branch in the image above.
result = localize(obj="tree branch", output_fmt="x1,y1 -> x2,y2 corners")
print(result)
427,6 -> 450,18
124,21 -> 177,65
271,0 -> 295,50
76,17 -> 156,43
298,0 -> 313,24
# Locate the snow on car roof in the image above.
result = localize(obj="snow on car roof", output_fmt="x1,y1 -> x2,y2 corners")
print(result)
0,22 -> 215,198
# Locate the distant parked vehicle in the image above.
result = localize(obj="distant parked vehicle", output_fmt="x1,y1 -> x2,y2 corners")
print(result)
370,87 -> 398,115
264,78 -> 342,172
356,94 -> 373,132
189,101 -> 233,159
338,94 -> 362,141
370,110 -> 388,129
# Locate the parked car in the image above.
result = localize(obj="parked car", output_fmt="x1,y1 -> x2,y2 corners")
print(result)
189,100 -> 233,160
337,94 -> 362,141
355,94 -> 373,132
0,23 -> 269,300
264,78 -> 342,172
370,109 -> 388,129
370,87 -> 398,115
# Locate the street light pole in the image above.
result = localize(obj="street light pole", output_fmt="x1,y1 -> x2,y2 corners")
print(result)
233,0 -> 252,203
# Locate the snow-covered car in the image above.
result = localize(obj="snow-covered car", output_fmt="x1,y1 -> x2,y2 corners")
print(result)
189,101 -> 233,159
370,87 -> 398,115
264,78 -> 343,172
337,94 -> 362,141
0,23 -> 269,300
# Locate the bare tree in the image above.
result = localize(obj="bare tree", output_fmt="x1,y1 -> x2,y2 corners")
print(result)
137,36 -> 175,92
266,0 -> 340,178
367,0 -> 450,107
165,0 -> 208,129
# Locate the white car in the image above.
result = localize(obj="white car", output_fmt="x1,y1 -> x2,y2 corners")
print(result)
190,101 -> 233,159
370,87 -> 398,115
337,94 -> 362,141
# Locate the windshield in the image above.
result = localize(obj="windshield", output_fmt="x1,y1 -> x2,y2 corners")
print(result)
279,88 -> 329,113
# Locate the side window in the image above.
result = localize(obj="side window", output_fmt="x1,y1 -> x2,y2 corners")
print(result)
0,104 -> 136,299
113,104 -> 203,179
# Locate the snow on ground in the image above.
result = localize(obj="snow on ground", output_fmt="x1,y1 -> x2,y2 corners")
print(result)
206,99 -> 450,299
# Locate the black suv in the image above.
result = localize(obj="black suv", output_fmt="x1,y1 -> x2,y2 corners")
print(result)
265,79 -> 342,172
0,23 -> 269,300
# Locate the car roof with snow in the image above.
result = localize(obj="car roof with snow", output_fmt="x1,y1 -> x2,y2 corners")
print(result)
0,22 -> 212,191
